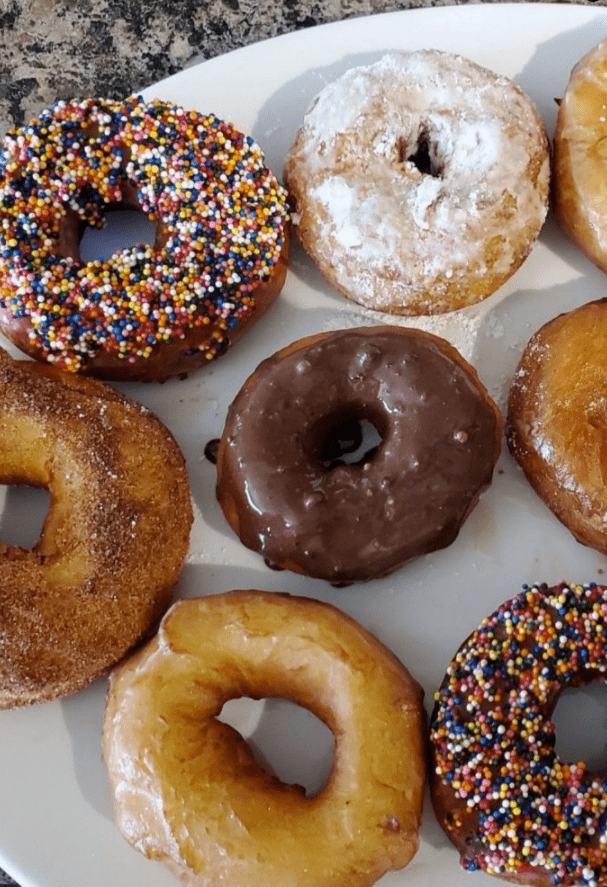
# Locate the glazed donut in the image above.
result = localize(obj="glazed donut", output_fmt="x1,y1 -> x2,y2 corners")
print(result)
553,38 -> 607,274
507,299 -> 607,559
430,580 -> 607,887
102,589 -> 426,887
283,50 -> 550,316
215,325 -> 502,585
0,345 -> 192,707
0,95 -> 289,382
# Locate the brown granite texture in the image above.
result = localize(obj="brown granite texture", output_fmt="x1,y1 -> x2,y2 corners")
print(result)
1,0 -> 604,138
2,0 -> 429,136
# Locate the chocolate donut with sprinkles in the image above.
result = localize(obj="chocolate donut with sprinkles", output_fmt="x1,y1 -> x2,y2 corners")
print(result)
0,96 -> 289,382
429,581 -> 607,887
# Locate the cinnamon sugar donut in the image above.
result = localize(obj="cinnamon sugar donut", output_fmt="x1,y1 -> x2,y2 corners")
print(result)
216,325 -> 502,585
103,590 -> 426,887
284,50 -> 550,315
0,96 -> 289,382
507,299 -> 607,559
0,346 -> 192,707
553,38 -> 607,273
430,580 -> 607,887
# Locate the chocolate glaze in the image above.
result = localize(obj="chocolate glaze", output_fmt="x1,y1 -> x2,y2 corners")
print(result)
216,326 -> 503,585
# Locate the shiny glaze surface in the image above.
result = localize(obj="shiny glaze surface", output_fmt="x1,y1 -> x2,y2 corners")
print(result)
103,590 -> 426,887
216,326 -> 502,584
508,299 -> 607,558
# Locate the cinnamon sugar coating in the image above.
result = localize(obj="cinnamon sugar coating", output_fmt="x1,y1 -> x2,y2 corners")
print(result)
0,347 -> 192,707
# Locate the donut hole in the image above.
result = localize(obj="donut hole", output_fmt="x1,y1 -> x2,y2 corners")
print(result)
311,412 -> 385,469
553,680 -> 607,774
218,696 -> 335,797
79,207 -> 156,263
398,127 -> 443,178
0,483 -> 50,549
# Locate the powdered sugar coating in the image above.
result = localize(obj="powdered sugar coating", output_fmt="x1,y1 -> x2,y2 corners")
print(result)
284,50 -> 550,315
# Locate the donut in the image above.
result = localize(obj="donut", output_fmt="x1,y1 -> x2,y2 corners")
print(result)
507,299 -> 607,559
0,345 -> 192,707
429,580 -> 607,887
0,95 -> 289,382
553,38 -> 607,274
102,589 -> 426,887
215,325 -> 503,585
283,50 -> 550,316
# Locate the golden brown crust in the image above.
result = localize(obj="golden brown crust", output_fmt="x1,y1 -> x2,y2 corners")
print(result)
0,347 -> 193,707
553,38 -> 607,275
103,590 -> 426,887
507,299 -> 607,556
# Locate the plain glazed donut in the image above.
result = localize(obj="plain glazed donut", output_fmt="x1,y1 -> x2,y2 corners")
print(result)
0,345 -> 192,707
430,580 -> 607,887
215,325 -> 502,585
283,50 -> 550,315
553,38 -> 607,274
102,590 -> 426,887
0,95 -> 289,382
507,299 -> 607,560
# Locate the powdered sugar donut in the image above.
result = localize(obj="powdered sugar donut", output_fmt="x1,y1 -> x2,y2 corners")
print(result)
284,51 -> 550,315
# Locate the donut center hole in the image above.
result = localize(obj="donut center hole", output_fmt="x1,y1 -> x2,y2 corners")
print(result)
219,697 -> 335,797
553,681 -> 607,774
315,415 -> 383,469
0,484 -> 50,549
79,207 -> 156,263
399,128 -> 442,178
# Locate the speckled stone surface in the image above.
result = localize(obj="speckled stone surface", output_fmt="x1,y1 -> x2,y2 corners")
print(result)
1,0 -> 453,137
0,0 -> 604,138
0,0 -> 606,886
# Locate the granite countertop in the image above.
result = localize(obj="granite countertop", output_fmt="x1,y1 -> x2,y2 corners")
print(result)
0,0 -> 468,137
1,0 -> 605,138
1,1 -> 607,886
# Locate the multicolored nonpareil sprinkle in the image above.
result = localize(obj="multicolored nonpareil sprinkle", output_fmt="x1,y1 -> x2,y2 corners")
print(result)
430,582 -> 607,887
0,95 -> 288,371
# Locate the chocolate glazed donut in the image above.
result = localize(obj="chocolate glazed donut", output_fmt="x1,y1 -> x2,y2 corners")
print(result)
215,326 -> 502,585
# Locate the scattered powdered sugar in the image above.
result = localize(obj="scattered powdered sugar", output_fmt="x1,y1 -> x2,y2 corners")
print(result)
311,177 -> 362,249
316,297 -> 488,364
407,175 -> 444,231
286,49 -> 550,315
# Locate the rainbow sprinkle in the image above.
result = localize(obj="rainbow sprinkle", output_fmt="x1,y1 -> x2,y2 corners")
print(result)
0,96 -> 288,371
430,582 -> 607,887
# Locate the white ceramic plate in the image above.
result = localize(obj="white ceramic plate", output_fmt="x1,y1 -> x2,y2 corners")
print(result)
3,4 -> 607,886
